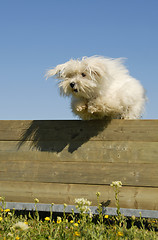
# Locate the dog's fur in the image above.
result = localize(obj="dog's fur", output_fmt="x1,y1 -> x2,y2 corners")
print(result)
46,56 -> 146,120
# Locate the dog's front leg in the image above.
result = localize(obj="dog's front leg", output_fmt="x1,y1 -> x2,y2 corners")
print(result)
88,98 -> 122,118
71,98 -> 87,112
87,99 -> 103,114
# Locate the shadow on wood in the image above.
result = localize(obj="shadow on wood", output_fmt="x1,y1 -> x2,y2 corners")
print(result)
0,119 -> 158,212
17,119 -> 111,153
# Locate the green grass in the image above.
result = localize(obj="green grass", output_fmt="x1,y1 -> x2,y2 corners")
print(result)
0,182 -> 158,239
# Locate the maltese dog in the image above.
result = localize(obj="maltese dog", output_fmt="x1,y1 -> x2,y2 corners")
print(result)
46,56 -> 146,120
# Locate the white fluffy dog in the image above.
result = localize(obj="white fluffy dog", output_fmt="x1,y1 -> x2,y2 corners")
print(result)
46,56 -> 146,120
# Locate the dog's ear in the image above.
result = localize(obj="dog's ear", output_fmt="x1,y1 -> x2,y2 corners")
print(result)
45,63 -> 65,80
83,56 -> 106,80
91,70 -> 101,78
87,66 -> 103,80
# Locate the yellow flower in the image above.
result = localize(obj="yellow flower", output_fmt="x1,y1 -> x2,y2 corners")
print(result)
57,216 -> 62,224
78,220 -> 80,224
96,192 -> 101,197
34,198 -> 39,203
0,217 -> 2,221
4,209 -> 10,212
15,236 -> 20,240
131,215 -> 135,221
64,203 -> 67,208
74,223 -> 78,227
0,208 -> 3,212
74,231 -> 80,237
104,215 -> 109,219
45,217 -> 50,221
70,220 -> 74,223
117,231 -> 124,237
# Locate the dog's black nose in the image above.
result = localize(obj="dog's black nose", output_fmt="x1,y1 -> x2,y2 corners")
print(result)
70,82 -> 75,88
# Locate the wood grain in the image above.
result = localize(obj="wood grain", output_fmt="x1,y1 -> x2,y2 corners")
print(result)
0,120 -> 158,211
0,141 -> 158,163
0,120 -> 158,141
0,160 -> 158,186
0,181 -> 158,210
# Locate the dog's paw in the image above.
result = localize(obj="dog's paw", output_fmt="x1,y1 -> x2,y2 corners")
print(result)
76,105 -> 87,112
88,106 -> 98,114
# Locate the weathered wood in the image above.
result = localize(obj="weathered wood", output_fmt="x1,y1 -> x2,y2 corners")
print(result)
0,160 -> 158,187
1,182 -> 158,211
0,141 -> 158,164
0,120 -> 158,142
0,120 -> 158,213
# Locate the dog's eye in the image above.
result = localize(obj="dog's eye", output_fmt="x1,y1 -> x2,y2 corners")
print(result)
81,73 -> 86,77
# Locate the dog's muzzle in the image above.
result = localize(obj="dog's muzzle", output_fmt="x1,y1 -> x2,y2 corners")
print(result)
70,82 -> 78,92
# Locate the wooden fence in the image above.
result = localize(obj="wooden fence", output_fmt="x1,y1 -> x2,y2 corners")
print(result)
0,120 -> 158,217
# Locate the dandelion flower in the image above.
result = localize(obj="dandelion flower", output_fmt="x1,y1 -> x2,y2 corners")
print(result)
57,216 -> 62,224
104,215 -> 109,219
74,223 -> 78,227
70,220 -> 74,223
74,231 -> 80,237
131,215 -> 135,221
34,198 -> 39,203
117,231 -> 124,237
0,217 -> 2,221
15,236 -> 20,240
45,217 -> 50,221
13,222 -> 29,231
4,209 -> 10,212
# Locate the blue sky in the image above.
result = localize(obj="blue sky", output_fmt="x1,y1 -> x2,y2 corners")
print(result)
0,0 -> 158,120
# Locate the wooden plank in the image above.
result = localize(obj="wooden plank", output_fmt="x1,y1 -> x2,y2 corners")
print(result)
0,141 -> 158,164
0,120 -> 158,212
0,181 -> 158,211
0,160 -> 158,187
0,120 -> 158,142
